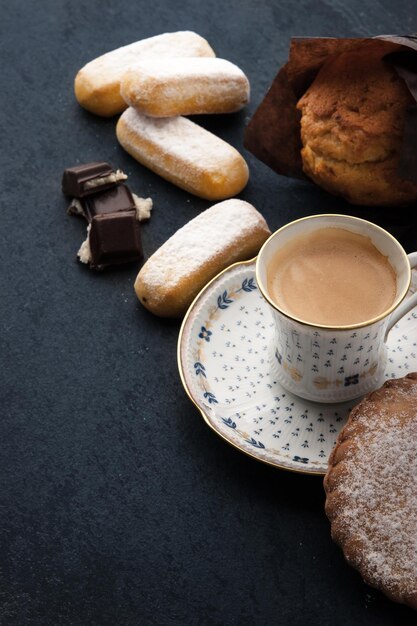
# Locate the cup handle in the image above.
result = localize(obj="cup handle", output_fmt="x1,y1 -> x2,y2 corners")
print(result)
385,252 -> 417,339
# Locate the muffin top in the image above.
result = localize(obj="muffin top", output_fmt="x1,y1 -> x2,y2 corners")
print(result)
296,48 -> 417,205
297,48 -> 413,164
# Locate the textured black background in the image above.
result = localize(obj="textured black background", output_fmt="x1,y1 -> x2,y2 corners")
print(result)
2,1 -> 417,624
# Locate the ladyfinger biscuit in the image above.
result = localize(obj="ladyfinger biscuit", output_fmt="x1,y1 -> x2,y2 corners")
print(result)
135,199 -> 271,317
116,108 -> 249,200
120,57 -> 250,117
74,31 -> 215,117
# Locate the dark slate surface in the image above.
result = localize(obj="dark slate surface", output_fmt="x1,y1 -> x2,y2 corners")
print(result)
1,1 -> 417,624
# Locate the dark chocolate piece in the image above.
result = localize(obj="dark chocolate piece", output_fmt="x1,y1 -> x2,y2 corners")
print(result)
82,184 -> 135,222
64,162 -> 144,269
89,211 -> 143,269
62,162 -> 116,197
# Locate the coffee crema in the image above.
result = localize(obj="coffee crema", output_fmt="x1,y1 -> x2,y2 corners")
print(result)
266,227 -> 397,326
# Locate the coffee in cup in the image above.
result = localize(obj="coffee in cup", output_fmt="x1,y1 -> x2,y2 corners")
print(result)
266,227 -> 397,326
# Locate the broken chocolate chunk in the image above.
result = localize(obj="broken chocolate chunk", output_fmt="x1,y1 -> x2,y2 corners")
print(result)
63,161 -> 150,270
89,211 -> 143,269
82,184 -> 135,221
62,162 -> 126,197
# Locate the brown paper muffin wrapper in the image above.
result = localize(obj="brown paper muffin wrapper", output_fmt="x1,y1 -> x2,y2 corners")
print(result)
244,35 -> 417,183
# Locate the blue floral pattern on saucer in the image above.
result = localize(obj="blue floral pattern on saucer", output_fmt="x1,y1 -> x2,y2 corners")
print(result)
178,261 -> 417,474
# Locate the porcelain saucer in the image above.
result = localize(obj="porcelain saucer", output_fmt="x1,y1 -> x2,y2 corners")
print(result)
178,260 -> 417,475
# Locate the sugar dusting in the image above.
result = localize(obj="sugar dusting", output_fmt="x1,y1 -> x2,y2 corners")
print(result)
334,381 -> 417,597
80,31 -> 215,83
126,56 -> 245,80
121,57 -> 249,114
139,200 -> 268,299
120,108 -> 242,171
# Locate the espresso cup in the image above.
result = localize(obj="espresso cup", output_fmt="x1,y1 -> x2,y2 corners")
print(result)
256,214 -> 417,403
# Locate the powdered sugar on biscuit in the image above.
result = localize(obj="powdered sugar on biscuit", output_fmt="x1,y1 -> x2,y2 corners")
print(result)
139,200 -> 268,299
79,31 -> 215,84
120,57 -> 250,116
120,108 -> 243,171
125,56 -> 246,82
328,378 -> 417,601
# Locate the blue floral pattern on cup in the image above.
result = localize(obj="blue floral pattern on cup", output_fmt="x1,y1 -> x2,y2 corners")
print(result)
271,311 -> 386,402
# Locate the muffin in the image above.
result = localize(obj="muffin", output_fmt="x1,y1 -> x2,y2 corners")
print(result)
297,48 -> 417,206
